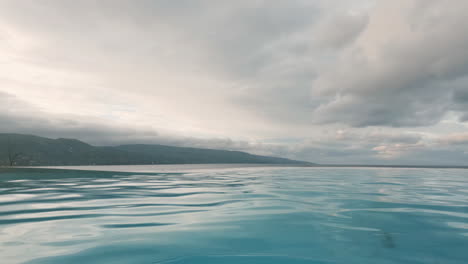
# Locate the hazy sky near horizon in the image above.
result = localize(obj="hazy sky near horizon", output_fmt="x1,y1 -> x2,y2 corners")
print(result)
1,0 -> 468,165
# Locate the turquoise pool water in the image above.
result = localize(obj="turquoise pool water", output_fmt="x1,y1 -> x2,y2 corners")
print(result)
0,166 -> 467,263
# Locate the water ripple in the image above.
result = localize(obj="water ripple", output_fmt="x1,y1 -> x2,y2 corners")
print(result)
0,167 -> 467,264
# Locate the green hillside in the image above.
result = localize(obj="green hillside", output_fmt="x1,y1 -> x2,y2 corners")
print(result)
0,133 -> 312,166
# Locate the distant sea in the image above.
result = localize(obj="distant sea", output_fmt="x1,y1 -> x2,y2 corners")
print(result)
0,165 -> 467,263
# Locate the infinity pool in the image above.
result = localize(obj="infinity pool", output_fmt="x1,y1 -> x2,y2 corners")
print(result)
0,166 -> 467,263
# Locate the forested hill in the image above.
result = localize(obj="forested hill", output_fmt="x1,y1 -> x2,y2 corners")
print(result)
0,133 -> 312,166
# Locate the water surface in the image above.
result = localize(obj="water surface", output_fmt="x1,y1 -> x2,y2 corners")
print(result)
0,166 -> 467,263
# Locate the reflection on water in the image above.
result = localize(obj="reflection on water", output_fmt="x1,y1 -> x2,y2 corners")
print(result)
0,167 -> 467,264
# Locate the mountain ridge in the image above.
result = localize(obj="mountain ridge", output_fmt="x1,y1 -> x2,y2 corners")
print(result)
0,133 -> 312,166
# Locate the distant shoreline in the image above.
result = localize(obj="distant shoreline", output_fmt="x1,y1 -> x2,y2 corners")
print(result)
313,164 -> 468,169
2,163 -> 467,171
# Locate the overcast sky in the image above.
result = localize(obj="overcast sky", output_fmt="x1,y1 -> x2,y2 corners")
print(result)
1,0 -> 468,165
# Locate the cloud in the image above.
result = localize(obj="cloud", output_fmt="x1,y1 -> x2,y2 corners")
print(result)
0,91 -> 160,144
372,143 -> 424,159
1,89 -> 466,165
0,91 -> 292,157
313,12 -> 368,49
438,132 -> 468,146
453,86 -> 468,122
312,0 -> 468,127
1,0 -> 468,165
